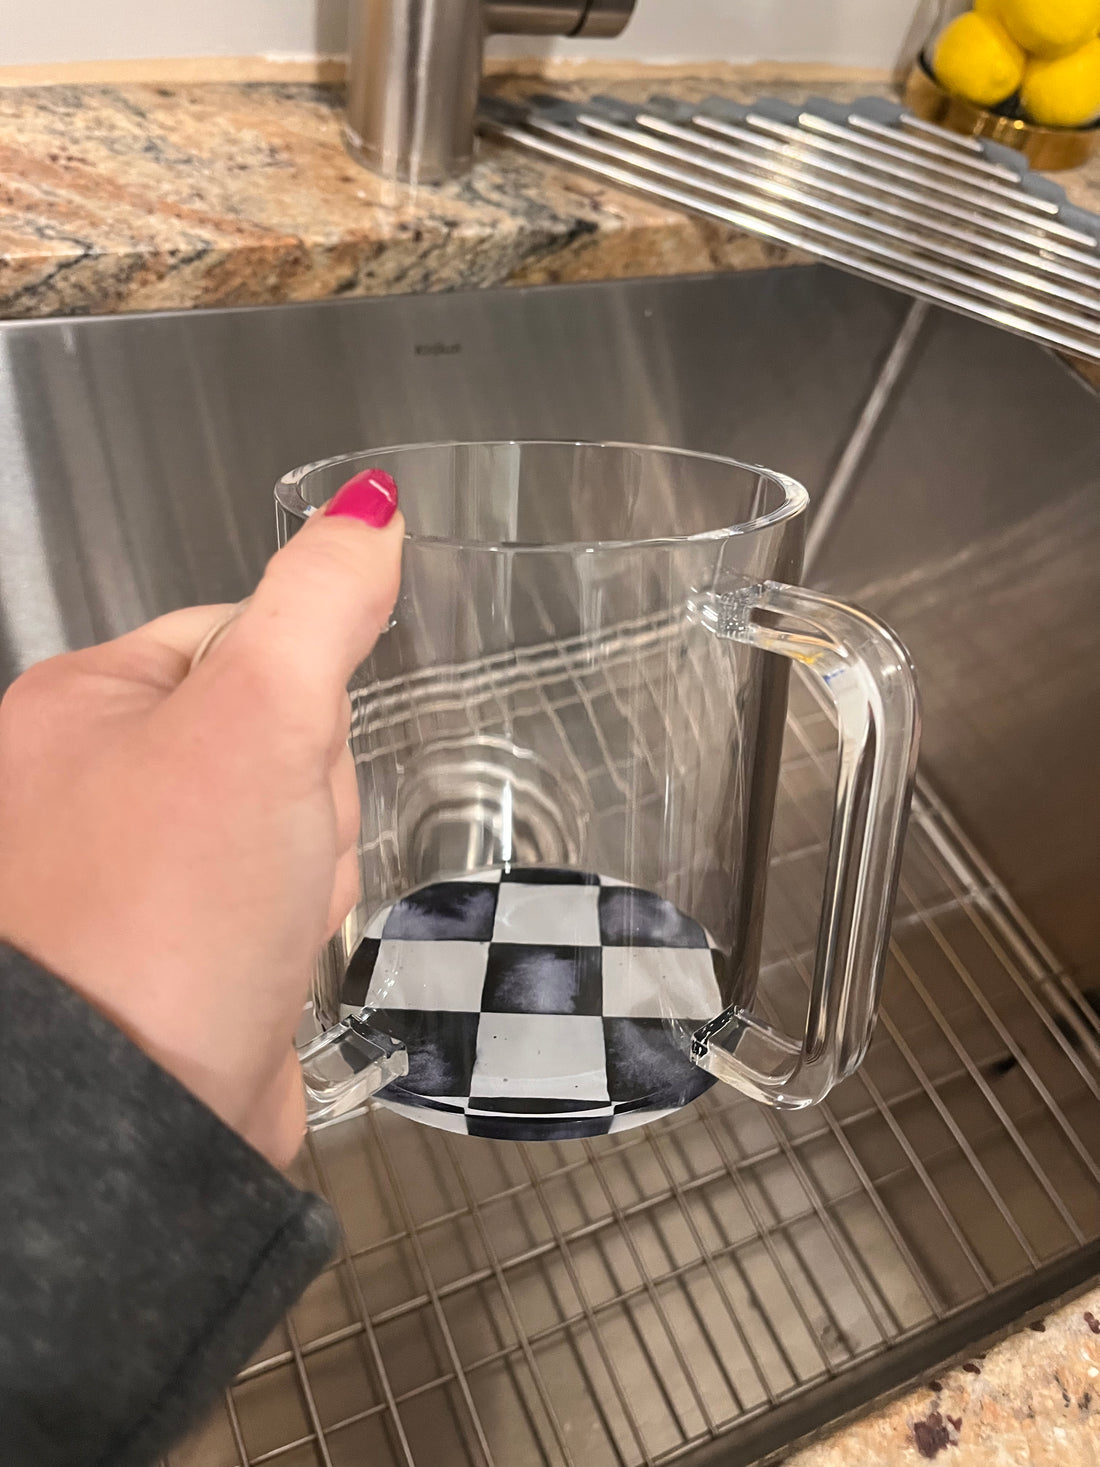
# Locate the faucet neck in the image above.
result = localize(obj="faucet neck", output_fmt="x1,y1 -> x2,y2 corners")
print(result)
345,0 -> 635,184
346,0 -> 485,186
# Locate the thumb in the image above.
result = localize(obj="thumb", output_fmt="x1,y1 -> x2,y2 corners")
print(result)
218,470 -> 404,707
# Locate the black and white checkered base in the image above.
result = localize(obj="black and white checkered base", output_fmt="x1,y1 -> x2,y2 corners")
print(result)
342,867 -> 723,1141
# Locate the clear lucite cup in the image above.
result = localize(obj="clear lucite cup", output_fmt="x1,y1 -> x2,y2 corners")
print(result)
278,442 -> 919,1135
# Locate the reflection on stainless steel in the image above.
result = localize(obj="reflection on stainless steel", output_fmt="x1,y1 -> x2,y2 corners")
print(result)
899,108 -> 985,154
481,93 -> 1100,362
0,267 -> 910,681
804,298 -> 930,573
847,109 -> 1010,175
345,0 -> 636,184
346,0 -> 484,185
678,109 -> 1100,275
811,307 -> 1100,998
789,110 -> 1049,207
0,268 -> 1095,1464
606,115 -> 1099,309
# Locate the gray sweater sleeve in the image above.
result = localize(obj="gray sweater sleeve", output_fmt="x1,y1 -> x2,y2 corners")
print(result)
0,943 -> 339,1467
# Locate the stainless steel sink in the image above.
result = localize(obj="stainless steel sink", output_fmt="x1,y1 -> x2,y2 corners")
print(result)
2,265 -> 1097,1467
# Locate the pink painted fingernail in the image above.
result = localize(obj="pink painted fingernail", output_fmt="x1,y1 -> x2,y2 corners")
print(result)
324,469 -> 399,528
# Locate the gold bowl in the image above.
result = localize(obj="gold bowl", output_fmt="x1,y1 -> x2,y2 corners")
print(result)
905,59 -> 1099,171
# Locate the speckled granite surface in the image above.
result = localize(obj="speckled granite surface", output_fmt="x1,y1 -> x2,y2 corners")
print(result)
792,1285 -> 1100,1466
0,68 -> 813,320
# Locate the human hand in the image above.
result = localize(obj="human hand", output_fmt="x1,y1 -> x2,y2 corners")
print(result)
0,472 -> 403,1169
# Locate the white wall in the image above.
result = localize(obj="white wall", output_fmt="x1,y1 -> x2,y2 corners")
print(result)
1,0 -> 923,70
491,1 -> 922,68
0,1 -> 344,67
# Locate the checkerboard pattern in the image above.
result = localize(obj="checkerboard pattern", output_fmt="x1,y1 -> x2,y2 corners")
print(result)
342,867 -> 723,1141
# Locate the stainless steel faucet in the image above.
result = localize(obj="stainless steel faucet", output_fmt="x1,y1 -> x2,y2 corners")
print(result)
345,0 -> 636,184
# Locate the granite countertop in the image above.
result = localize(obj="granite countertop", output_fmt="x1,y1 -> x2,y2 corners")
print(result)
0,65 -> 817,320
3,62 -> 1098,324
792,1285 -> 1100,1466
0,56 -> 1097,1463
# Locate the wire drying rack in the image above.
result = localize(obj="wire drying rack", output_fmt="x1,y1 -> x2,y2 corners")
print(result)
479,91 -> 1100,366
167,653 -> 1100,1467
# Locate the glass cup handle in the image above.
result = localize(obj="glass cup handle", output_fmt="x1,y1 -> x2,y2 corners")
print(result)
297,1017 -> 409,1127
694,580 -> 920,1109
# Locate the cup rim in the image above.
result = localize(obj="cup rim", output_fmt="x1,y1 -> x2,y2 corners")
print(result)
275,439 -> 809,553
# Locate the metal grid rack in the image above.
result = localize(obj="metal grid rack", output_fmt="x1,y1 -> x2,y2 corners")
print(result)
479,91 -> 1100,365
168,667 -> 1100,1467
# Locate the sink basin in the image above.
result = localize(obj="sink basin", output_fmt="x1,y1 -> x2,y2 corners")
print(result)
2,265 -> 1097,1466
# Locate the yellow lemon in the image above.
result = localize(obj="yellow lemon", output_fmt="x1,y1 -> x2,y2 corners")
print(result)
1022,37 -> 1100,124
996,0 -> 1100,58
973,0 -> 1001,14
933,12 -> 1026,107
